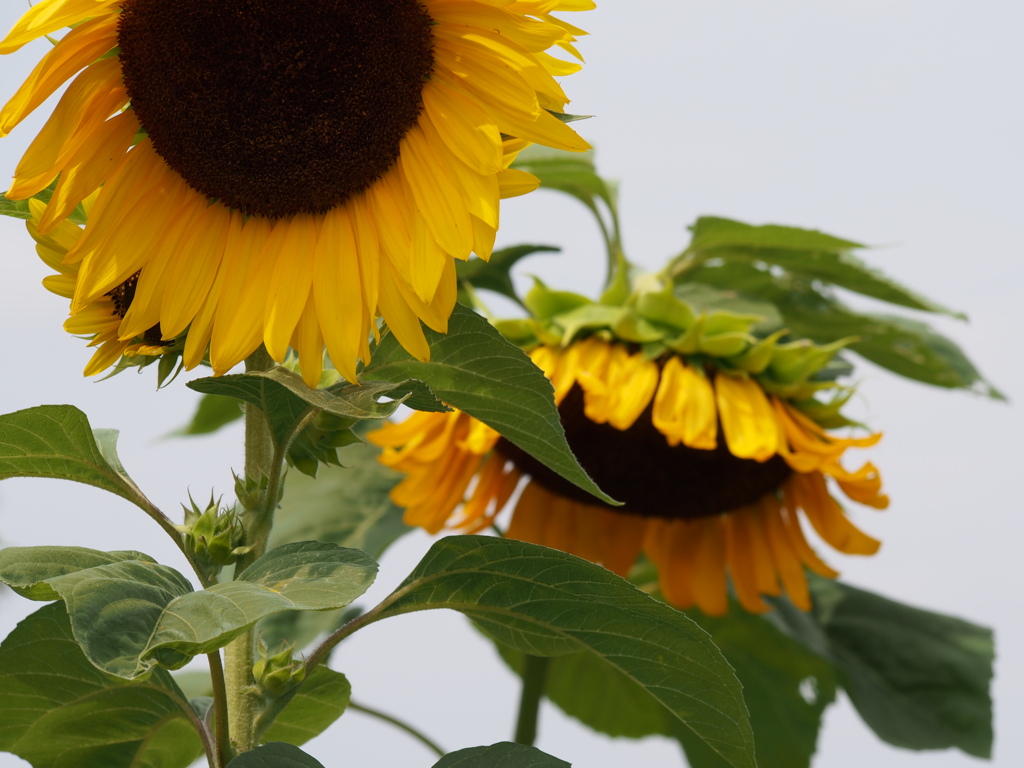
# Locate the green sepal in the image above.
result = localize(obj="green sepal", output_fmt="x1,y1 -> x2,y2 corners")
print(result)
523,277 -> 592,319
768,337 -> 856,384
636,285 -> 697,332
731,329 -> 787,374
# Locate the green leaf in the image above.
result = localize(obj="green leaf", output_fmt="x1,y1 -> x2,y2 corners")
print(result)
772,579 -> 994,758
497,605 -> 835,768
0,602 -> 204,768
689,217 -> 864,254
188,368 -> 435,448
0,405 -> 152,509
226,742 -> 325,768
0,182 -> 88,225
260,667 -> 351,746
0,542 -> 377,679
674,608 -> 837,768
457,244 -> 560,306
375,536 -> 755,768
188,367 -> 444,475
0,546 -> 155,601
685,217 -> 964,317
173,393 -> 243,436
432,742 -> 570,768
848,314 -> 1001,397
683,261 -> 1002,397
364,304 -> 614,505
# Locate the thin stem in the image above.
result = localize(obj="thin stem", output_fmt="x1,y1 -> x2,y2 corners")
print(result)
306,603 -> 385,673
349,701 -> 445,758
136,496 -> 216,588
513,655 -> 550,747
207,652 -> 232,768
224,346 -> 279,754
144,680 -> 216,767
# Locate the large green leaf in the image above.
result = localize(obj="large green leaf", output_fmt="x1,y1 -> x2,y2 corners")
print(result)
226,742 -> 325,768
0,405 -> 152,508
0,542 -> 377,679
688,217 -> 863,253
0,602 -> 204,768
682,261 -> 1002,397
771,580 -> 994,758
372,536 -> 755,768
683,217 -> 964,317
497,604 -> 836,768
432,742 -> 570,768
260,666 -> 351,746
364,304 -> 614,504
674,608 -> 837,768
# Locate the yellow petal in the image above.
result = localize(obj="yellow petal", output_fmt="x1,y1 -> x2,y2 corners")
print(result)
715,373 -> 780,462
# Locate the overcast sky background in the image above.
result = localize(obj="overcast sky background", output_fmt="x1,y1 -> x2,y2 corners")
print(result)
0,1 -> 1021,766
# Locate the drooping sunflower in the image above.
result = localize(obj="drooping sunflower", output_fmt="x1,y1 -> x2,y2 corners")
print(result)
370,287 -> 889,615
1,0 -> 591,384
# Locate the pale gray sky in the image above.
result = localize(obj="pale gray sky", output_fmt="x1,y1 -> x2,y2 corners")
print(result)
0,2 -> 1021,766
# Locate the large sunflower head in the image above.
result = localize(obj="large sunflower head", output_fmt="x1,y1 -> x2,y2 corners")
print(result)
370,282 -> 889,615
1,0 -> 592,384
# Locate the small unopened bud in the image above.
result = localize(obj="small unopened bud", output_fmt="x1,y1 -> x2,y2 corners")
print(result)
253,638 -> 306,697
179,493 -> 246,570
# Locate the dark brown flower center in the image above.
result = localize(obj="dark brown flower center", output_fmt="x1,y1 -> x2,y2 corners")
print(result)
117,0 -> 435,218
497,384 -> 793,520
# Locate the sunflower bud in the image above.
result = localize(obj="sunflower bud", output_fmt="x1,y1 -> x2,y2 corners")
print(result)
253,638 -> 306,697
179,494 -> 245,570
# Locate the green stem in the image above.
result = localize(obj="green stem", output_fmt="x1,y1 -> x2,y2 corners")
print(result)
349,701 -> 445,758
224,346 -> 279,754
207,652 -> 232,768
513,655 -> 550,747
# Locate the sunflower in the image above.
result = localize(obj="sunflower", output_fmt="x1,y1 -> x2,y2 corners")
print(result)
370,335 -> 889,616
1,0 -> 591,384
25,194 -> 175,375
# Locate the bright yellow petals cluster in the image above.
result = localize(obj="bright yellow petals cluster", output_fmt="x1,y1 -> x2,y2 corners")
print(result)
371,338 -> 889,616
25,196 -> 166,374
1,0 -> 592,383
